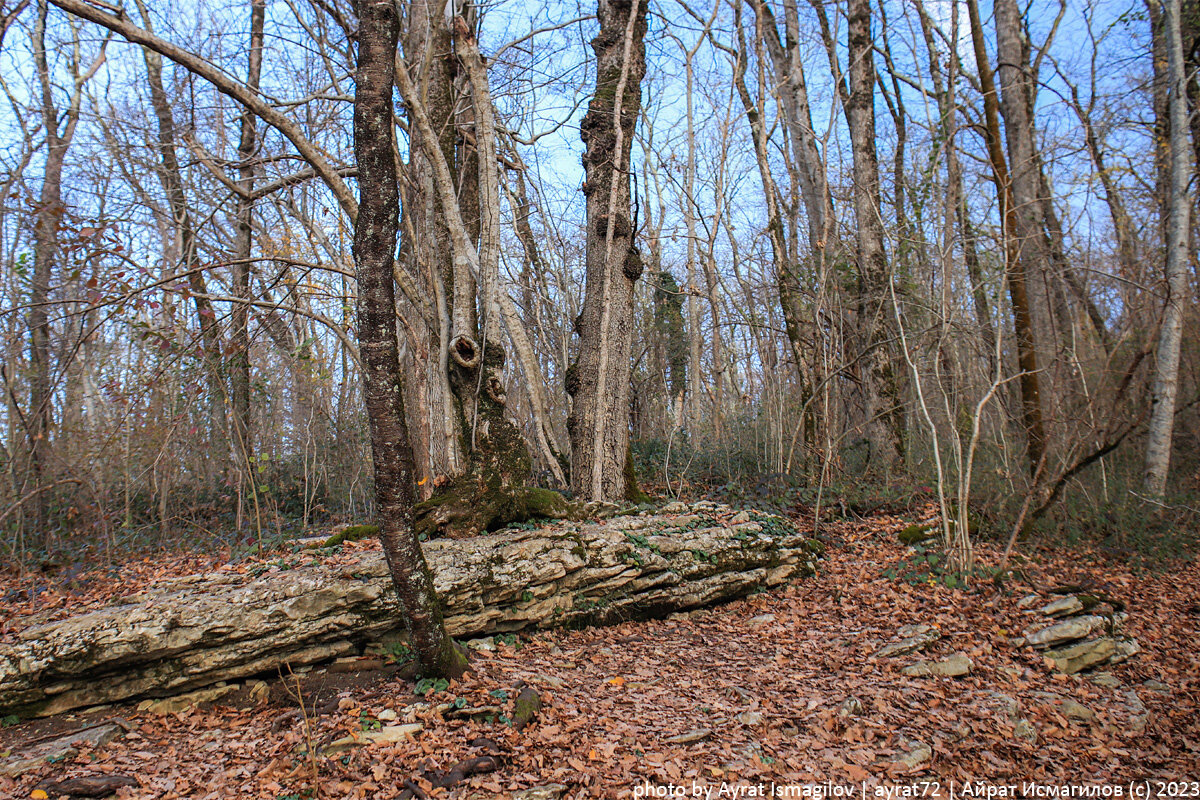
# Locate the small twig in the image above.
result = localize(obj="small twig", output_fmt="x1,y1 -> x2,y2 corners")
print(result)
1127,490 -> 1200,515
282,664 -> 320,798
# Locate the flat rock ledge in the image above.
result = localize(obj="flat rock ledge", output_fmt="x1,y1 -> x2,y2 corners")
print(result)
0,504 -> 822,718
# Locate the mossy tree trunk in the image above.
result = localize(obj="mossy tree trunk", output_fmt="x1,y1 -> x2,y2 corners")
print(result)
395,11 -> 551,537
568,0 -> 650,504
353,0 -> 465,679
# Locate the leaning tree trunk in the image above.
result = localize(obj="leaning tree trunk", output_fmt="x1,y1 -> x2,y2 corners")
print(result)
352,0 -> 465,679
569,0 -> 650,504
1143,0 -> 1193,497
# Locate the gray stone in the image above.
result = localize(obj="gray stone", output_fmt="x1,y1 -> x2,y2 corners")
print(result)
838,696 -> 865,718
530,673 -> 564,688
1038,596 -> 1084,618
0,509 -> 820,717
983,690 -> 1020,721
1016,594 -> 1043,610
319,723 -> 423,755
512,785 -> 569,800
1110,638 -> 1141,664
901,653 -> 973,678
466,637 -> 497,652
665,728 -> 713,744
1,719 -> 129,777
1142,679 -> 1170,693
876,624 -> 941,658
136,683 -> 239,714
1013,718 -> 1037,744
1025,615 -> 1108,649
249,680 -> 269,704
1088,672 -> 1122,688
893,740 -> 932,770
1034,692 -> 1095,722
1046,638 -> 1137,676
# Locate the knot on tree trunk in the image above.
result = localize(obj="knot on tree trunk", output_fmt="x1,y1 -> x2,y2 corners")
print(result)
450,334 -> 481,369
486,375 -> 506,405
623,246 -> 644,281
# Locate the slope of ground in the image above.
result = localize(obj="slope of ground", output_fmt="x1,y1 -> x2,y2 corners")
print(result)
1,510 -> 1196,799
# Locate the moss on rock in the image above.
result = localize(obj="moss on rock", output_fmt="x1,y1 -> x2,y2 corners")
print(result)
414,480 -> 577,540
310,524 -> 380,549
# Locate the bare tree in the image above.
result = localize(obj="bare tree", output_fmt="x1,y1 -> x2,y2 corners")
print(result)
1144,0 -> 1194,497
568,0 -> 649,503
27,0 -> 107,532
353,0 -> 465,678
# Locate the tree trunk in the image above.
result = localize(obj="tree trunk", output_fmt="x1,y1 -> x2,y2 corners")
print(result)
353,0 -> 464,679
966,0 -> 1048,475
27,2 -> 64,533
844,0 -> 904,469
230,0 -> 265,484
27,0 -> 101,532
1143,0 -> 1193,497
133,0 -> 227,490
568,0 -> 649,503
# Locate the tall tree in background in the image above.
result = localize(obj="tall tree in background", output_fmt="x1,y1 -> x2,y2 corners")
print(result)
569,0 -> 650,503
353,0 -> 465,678
27,1 -> 106,532
133,0 -> 227,489
230,0 -> 265,509
1144,0 -> 1194,497
842,0 -> 904,469
966,0 -> 1047,476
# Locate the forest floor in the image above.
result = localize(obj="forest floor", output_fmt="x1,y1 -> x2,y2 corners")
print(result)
1,508 -> 1198,799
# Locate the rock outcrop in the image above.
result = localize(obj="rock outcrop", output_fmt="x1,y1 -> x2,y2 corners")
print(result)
1016,593 -> 1139,674
0,504 -> 822,718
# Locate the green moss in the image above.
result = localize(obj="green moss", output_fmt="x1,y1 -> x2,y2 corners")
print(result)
310,524 -> 379,549
414,481 -> 578,540
898,523 -> 937,545
623,445 -> 651,504
511,686 -> 543,729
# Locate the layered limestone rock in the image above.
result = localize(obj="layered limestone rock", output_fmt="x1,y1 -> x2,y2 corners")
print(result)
0,505 -> 822,718
1016,592 -> 1139,675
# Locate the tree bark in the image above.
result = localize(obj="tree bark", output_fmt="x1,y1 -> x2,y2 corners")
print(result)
27,0 -> 103,532
966,0 -> 1048,475
843,0 -> 904,469
568,0 -> 649,503
353,0 -> 464,679
230,0 -> 266,482
27,1 -> 64,532
133,0 -> 227,487
1143,0 -> 1193,497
